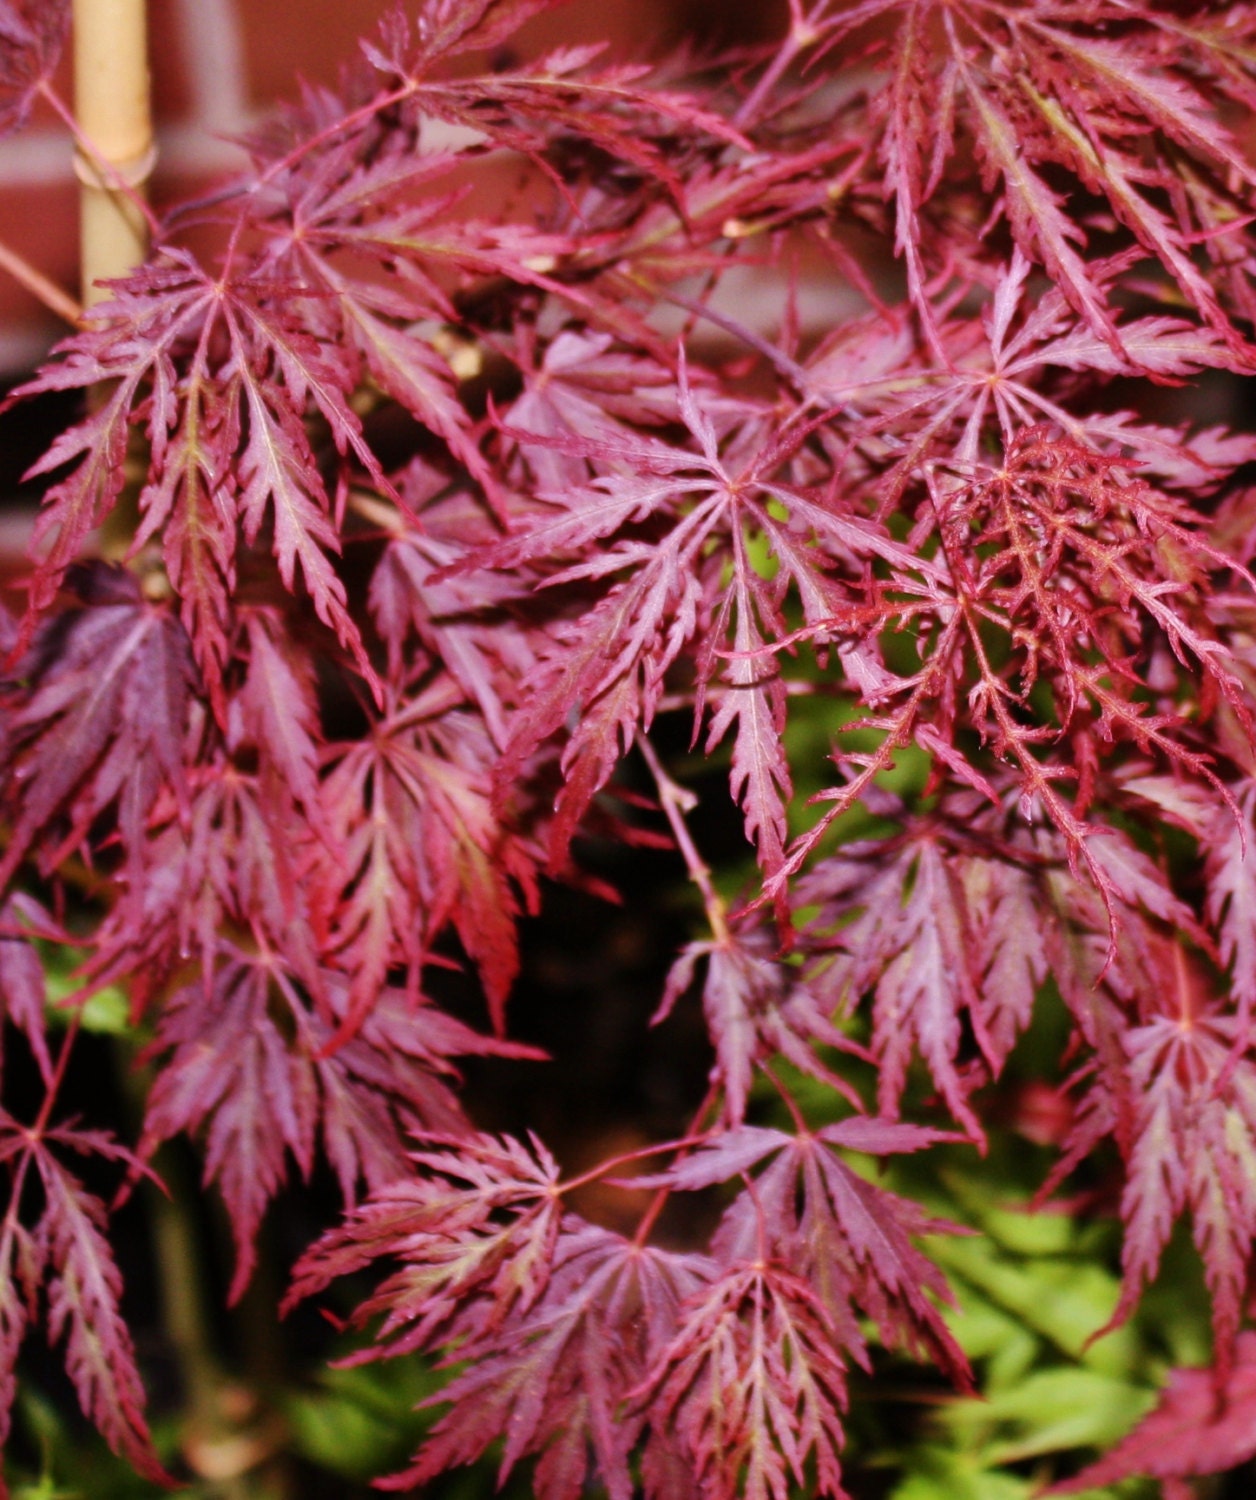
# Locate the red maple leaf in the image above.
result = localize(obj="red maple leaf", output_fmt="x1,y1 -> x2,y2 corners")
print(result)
806,0 -> 1256,351
1046,1331 -> 1256,1493
393,1220 -> 713,1500
654,918 -> 867,1127
140,939 -> 533,1301
636,1258 -> 851,1500
0,1114 -> 169,1483
287,1131 -> 565,1353
637,1119 -> 970,1381
0,564 -> 198,891
12,253 -> 385,697
0,0 -> 66,138
314,674 -> 541,1039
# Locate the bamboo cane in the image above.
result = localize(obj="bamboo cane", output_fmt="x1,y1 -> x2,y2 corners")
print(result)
72,0 -> 154,307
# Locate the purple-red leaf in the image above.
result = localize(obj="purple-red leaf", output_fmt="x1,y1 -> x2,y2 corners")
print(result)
391,1221 -> 712,1500
654,922 -> 864,1126
0,0 -> 67,137
641,1122 -> 970,1383
140,946 -> 319,1302
315,683 -> 540,1038
32,1142 -> 169,1483
287,1132 -> 564,1354
1046,1332 -> 1256,1493
0,567 -> 198,891
0,895 -> 52,1085
637,1259 -> 851,1500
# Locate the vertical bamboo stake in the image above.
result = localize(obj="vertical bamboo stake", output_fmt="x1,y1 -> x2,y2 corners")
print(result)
73,0 -> 154,307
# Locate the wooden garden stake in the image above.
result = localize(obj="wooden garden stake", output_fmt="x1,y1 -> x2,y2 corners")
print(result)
72,0 -> 154,306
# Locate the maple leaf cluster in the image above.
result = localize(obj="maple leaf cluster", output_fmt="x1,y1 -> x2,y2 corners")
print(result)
3,0 -> 1256,1494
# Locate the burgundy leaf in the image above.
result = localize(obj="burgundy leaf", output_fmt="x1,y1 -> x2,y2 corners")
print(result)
309,977 -> 543,1203
636,1259 -> 851,1500
287,1132 -> 565,1354
1206,783 -> 1256,1017
0,567 -> 198,890
34,1145 -> 169,1483
641,1122 -> 969,1382
0,0 -> 67,138
391,1220 -> 713,1500
1112,1003 -> 1256,1366
235,608 -> 324,822
141,940 -> 527,1301
84,755 -> 321,1016
814,0 -> 1256,348
1046,1331 -> 1256,1492
0,1210 -> 38,1452
0,895 -> 52,1085
1,4 -> 1256,1495
315,682 -> 540,1038
654,921 -> 864,1127
14,255 -> 222,628
139,945 -> 319,1302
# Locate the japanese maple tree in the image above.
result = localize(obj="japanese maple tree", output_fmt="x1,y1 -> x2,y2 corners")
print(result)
2,0 -> 1256,1495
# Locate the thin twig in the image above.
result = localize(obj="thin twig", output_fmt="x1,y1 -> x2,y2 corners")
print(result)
0,238 -> 83,326
636,730 -> 731,944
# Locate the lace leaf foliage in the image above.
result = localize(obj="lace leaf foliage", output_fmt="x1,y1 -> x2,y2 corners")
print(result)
1098,1002 -> 1256,1367
793,795 -> 1082,1144
470,369 -> 930,872
392,1221 -> 713,1500
0,0 -> 66,138
808,0 -> 1256,348
1205,783 -> 1256,1016
0,567 -> 198,891
314,681 -> 541,1039
654,921 -> 865,1128
1046,1330 -> 1256,1493
3,0 -> 1256,1494
11,253 -> 383,696
0,895 -> 53,1086
0,1118 -> 168,1483
637,1258 -> 851,1500
775,423 -> 1256,898
140,948 -> 526,1302
641,1121 -> 971,1382
287,1132 -> 566,1353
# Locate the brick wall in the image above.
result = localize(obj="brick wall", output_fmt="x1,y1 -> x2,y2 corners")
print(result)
0,0 -> 782,377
